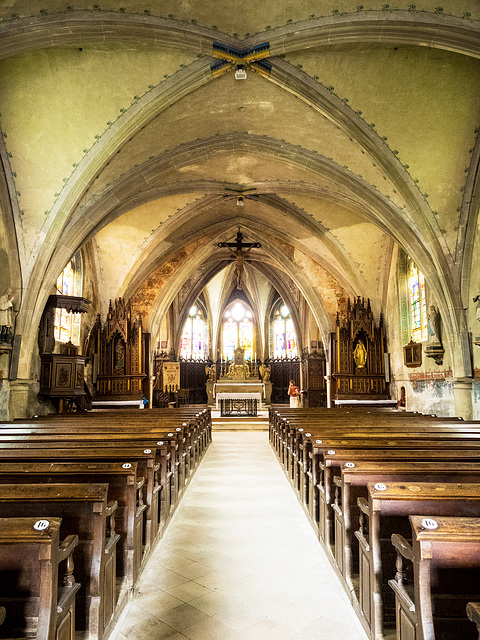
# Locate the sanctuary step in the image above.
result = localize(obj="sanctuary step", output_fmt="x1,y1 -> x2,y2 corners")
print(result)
212,409 -> 269,430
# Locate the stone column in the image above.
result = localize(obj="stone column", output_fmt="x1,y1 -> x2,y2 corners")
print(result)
8,378 -> 39,420
453,377 -> 473,420
206,379 -> 214,406
325,356 -> 332,408
264,381 -> 272,405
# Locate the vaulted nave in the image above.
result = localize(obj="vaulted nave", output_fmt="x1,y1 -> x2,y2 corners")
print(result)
1,2 -> 480,640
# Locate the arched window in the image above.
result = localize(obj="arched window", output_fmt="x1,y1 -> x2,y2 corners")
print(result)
222,301 -> 254,361
272,302 -> 297,358
180,303 -> 208,359
54,251 -> 83,345
407,259 -> 427,341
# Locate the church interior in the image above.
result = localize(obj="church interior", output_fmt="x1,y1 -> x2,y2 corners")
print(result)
1,1 -> 480,639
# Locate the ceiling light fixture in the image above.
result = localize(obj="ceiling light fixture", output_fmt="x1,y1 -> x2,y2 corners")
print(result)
235,65 -> 247,80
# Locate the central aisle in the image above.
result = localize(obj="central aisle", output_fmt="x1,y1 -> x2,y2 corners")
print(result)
113,431 -> 368,640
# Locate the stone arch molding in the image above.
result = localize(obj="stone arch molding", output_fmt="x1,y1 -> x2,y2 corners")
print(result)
0,11 -> 479,61
132,222 -> 333,353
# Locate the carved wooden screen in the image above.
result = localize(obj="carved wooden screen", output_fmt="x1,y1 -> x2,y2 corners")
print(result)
331,297 -> 388,400
301,347 -> 327,407
93,298 -> 147,398
265,357 -> 301,404
179,358 -> 209,404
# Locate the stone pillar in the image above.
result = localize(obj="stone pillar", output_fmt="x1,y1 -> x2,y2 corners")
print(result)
8,378 -> 40,419
325,357 -> 332,408
206,380 -> 214,406
453,377 -> 474,420
264,381 -> 272,405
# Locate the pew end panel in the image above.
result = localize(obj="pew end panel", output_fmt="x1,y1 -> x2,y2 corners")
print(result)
0,517 -> 80,640
410,516 -> 480,640
0,484 -> 120,640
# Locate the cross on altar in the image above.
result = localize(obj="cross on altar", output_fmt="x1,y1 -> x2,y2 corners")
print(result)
217,229 -> 261,290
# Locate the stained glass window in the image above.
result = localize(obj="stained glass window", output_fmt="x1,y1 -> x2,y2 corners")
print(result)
408,260 -> 427,341
272,303 -> 297,357
222,302 -> 254,360
54,252 -> 83,345
180,304 -> 207,359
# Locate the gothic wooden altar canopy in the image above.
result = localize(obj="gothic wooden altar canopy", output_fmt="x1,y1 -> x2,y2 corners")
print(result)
90,298 -> 147,399
331,297 -> 389,402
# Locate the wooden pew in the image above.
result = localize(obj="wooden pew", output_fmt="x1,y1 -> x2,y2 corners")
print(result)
332,461 -> 480,593
303,441 -> 480,556
0,431 -> 188,525
0,484 -> 120,640
10,410 -> 212,491
356,482 -> 480,640
0,447 -> 156,581
0,426 -> 186,495
0,461 -> 146,597
390,516 -> 480,640
0,517 -> 79,640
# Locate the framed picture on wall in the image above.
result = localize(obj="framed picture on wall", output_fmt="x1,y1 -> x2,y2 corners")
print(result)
161,341 -> 167,349
404,340 -> 422,368
310,341 -> 318,349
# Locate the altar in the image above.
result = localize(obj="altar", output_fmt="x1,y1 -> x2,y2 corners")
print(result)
213,381 -> 265,410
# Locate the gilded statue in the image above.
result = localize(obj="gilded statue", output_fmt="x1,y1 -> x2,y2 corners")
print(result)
227,346 -> 250,378
353,340 -> 367,369
259,363 -> 271,382
205,364 -> 216,382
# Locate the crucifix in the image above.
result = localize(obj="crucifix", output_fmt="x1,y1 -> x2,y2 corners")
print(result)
218,228 -> 261,290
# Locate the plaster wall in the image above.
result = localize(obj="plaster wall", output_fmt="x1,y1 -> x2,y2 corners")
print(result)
385,245 -> 459,417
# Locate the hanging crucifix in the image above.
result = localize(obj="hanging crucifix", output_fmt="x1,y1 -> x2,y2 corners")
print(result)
218,228 -> 261,290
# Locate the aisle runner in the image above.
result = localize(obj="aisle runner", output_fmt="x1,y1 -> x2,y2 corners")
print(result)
111,432 -> 367,640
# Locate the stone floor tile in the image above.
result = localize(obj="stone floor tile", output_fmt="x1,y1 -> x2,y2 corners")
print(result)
188,591 -> 238,616
135,590 -> 185,616
242,617 -> 302,640
156,603 -> 210,632
166,581 -> 213,603
170,561 -> 212,581
191,570 -> 234,590
181,616 -> 244,640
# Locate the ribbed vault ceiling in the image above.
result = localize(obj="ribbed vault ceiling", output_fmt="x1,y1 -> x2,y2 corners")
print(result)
0,2 -> 479,376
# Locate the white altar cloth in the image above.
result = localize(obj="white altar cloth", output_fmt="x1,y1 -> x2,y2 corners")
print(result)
215,392 -> 263,410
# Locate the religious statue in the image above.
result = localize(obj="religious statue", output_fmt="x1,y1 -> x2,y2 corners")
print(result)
205,364 -> 216,382
427,304 -> 441,346
353,340 -> 367,370
114,339 -> 125,372
226,346 -> 250,379
218,228 -> 261,291
473,290 -> 480,323
228,246 -> 252,290
0,288 -> 14,327
259,363 -> 271,382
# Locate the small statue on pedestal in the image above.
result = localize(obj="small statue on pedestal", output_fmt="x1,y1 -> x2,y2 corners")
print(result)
425,304 -> 444,364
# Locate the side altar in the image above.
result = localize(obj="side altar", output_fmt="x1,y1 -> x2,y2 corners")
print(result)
206,347 -> 272,410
